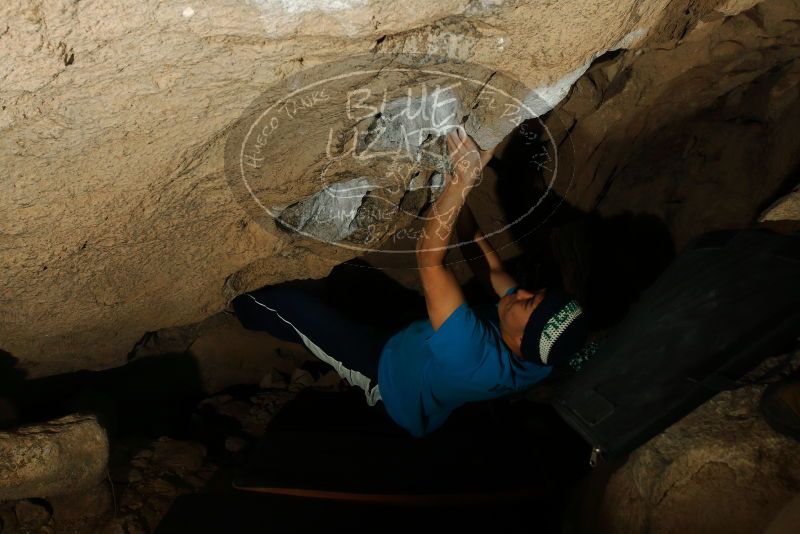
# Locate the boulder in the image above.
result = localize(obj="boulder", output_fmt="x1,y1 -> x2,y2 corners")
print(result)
0,414 -> 109,501
600,355 -> 800,533
0,0 -> 761,376
761,185 -> 800,224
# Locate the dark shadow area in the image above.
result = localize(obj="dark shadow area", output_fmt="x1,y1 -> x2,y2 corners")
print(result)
158,389 -> 590,534
757,161 -> 800,214
235,389 -> 588,493
1,351 -> 216,507
158,492 -> 554,533
493,117 -> 676,330
0,350 -> 27,428
322,258 -> 429,332
4,352 -> 204,439
551,212 -> 675,330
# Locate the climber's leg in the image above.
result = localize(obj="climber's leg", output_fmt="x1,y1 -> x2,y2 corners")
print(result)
231,285 -> 388,406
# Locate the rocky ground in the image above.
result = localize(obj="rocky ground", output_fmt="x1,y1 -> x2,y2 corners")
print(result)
0,366 -> 347,534
3,351 -> 800,533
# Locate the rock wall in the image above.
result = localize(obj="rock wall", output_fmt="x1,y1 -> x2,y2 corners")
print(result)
543,0 -> 800,249
599,355 -> 800,534
0,0 -> 791,375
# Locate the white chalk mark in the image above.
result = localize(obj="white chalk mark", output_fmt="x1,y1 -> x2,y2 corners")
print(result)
611,28 -> 647,51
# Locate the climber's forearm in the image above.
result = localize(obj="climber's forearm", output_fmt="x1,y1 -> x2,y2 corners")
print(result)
415,174 -> 472,330
416,175 -> 470,267
472,228 -> 517,294
455,205 -> 517,297
416,126 -> 484,330
471,230 -> 502,271
457,205 -> 503,272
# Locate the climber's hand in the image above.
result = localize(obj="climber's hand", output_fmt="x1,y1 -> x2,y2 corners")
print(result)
446,126 -> 490,188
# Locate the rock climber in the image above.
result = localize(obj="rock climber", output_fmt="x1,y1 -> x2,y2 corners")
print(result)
232,126 -> 590,437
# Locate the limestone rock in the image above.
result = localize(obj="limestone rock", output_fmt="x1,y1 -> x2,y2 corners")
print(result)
48,483 -> 113,529
766,494 -> 800,534
0,414 -> 109,501
150,437 -> 206,473
186,312 -> 299,394
600,355 -> 800,534
761,185 -> 800,223
0,0 -> 755,376
14,500 -> 52,531
103,435 -> 217,532
544,0 -> 800,249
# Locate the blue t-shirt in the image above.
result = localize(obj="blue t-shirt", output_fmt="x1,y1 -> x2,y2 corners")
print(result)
377,288 -> 552,437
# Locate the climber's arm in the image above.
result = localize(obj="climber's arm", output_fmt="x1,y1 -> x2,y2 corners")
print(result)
416,179 -> 466,331
416,127 -> 483,331
455,204 -> 517,297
